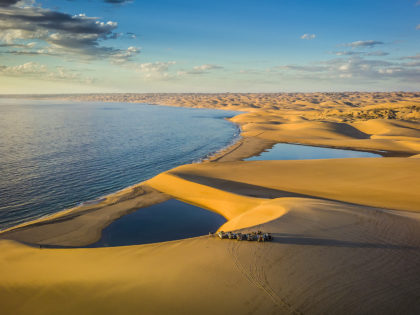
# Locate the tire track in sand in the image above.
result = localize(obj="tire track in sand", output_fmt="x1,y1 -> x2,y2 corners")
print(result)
227,241 -> 303,315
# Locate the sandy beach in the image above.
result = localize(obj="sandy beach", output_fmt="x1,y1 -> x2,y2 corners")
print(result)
1,92 -> 420,314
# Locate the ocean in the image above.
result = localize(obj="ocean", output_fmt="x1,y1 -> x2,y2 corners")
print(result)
0,99 -> 240,230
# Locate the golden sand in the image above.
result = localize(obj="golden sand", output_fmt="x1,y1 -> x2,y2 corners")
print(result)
1,92 -> 420,314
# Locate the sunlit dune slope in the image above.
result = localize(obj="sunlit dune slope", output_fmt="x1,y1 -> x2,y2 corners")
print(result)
147,158 -> 420,222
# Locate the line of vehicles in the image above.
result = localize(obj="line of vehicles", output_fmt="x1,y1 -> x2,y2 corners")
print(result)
213,230 -> 273,242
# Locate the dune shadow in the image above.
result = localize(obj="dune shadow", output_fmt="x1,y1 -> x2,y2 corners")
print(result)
171,172 -> 313,199
269,233 -> 418,250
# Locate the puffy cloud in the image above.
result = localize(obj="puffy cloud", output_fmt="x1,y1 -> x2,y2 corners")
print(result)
0,3 -> 138,61
343,40 -> 384,48
417,24 -> 420,30
110,46 -> 140,64
0,61 -> 93,83
0,8 -> 118,37
136,61 -> 176,79
0,61 -> 46,75
301,33 -> 316,40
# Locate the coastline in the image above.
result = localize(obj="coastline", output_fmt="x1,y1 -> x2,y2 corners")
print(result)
1,94 -> 419,246
1,93 -> 420,314
0,109 -> 268,246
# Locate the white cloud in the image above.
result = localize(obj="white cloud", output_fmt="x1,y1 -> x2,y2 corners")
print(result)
177,64 -> 224,76
343,40 -> 384,48
0,62 -> 47,75
136,61 -> 176,79
301,33 -> 316,40
0,62 -> 93,83
111,46 -> 140,64
193,64 -> 223,71
0,3 -> 137,63
417,24 -> 420,30
271,55 -> 420,83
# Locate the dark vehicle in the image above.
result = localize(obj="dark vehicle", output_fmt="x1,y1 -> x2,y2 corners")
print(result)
227,232 -> 236,239
236,233 -> 246,241
218,231 -> 229,239
218,230 -> 273,242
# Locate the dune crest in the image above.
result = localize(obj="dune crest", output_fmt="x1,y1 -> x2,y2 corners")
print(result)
1,93 -> 420,314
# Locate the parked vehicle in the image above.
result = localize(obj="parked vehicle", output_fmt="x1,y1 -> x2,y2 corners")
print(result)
218,231 -> 229,239
216,230 -> 273,242
227,232 -> 236,239
246,233 -> 256,241
236,233 -> 246,241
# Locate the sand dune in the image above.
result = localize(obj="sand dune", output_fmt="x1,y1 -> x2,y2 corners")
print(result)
1,92 -> 420,314
2,197 -> 420,314
230,111 -> 420,156
148,158 -> 420,214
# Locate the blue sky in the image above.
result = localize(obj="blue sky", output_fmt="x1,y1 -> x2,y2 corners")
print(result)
0,0 -> 419,93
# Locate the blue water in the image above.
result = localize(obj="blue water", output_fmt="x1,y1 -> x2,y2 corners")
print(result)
0,99 -> 239,230
89,199 -> 226,247
245,143 -> 381,161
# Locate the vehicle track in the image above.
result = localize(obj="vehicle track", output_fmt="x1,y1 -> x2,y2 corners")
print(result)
227,241 -> 303,315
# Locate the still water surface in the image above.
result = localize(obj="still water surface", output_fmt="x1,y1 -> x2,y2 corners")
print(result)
245,143 -> 381,161
89,199 -> 226,247
0,99 -> 239,230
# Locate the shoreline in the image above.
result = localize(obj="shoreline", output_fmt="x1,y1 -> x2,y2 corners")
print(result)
1,94 -> 420,314
0,109 -> 269,246
1,95 -> 419,246
0,133 -> 410,246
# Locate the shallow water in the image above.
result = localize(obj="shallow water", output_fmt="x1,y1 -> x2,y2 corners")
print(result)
88,199 -> 226,247
0,99 -> 239,230
245,143 -> 381,161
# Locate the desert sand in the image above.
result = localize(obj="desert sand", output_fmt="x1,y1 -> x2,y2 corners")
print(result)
1,92 -> 420,314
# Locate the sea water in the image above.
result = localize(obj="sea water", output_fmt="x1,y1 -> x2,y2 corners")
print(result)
0,99 -> 240,230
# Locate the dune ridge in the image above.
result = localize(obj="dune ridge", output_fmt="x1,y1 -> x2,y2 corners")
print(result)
1,92 -> 420,314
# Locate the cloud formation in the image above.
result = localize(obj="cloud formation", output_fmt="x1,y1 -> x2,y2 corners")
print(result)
0,61 -> 46,75
270,55 -> 420,83
0,3 -> 139,62
0,61 -> 93,83
136,61 -> 176,79
301,34 -> 316,40
343,40 -> 384,48
0,0 -> 19,7
331,50 -> 389,57
177,64 -> 224,76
